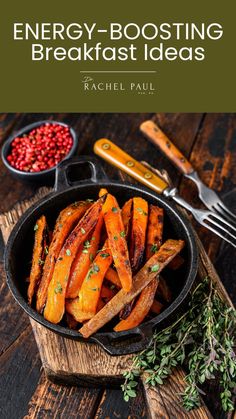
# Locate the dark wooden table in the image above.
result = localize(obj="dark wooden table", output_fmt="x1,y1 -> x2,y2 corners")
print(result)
0,113 -> 235,419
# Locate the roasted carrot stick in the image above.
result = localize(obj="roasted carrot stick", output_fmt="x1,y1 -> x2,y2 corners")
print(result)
150,299 -> 164,314
80,239 -> 185,338
114,278 -> 159,331
65,312 -> 78,329
105,267 -> 122,288
156,276 -> 172,303
28,215 -> 47,305
130,197 -> 148,272
102,194 -> 132,292
146,205 -> 164,260
99,188 -> 108,197
127,204 -> 165,321
76,241 -> 113,321
65,241 -> 113,322
43,199 -> 103,324
121,199 -> 133,236
168,254 -> 185,270
66,214 -> 103,298
36,201 -> 90,313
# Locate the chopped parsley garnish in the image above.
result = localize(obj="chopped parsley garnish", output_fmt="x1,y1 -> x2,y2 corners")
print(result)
84,240 -> 91,249
58,257 -> 63,261
151,244 -> 158,253
82,249 -> 89,254
81,228 -> 86,235
34,224 -> 38,231
151,264 -> 160,273
86,199 -> 94,203
38,258 -> 44,266
113,235 -> 118,241
54,282 -> 63,294
100,252 -> 110,258
44,246 -> 49,255
137,207 -> 148,216
89,287 -> 100,291
66,249 -> 71,256
112,207 -> 118,213
91,237 -> 95,241
120,231 -> 126,238
93,264 -> 100,273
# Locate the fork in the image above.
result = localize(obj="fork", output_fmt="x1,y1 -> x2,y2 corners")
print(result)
94,138 -> 236,248
140,120 -> 236,225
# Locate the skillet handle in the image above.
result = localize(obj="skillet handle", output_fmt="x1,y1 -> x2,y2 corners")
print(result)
91,325 -> 153,356
55,156 -> 108,191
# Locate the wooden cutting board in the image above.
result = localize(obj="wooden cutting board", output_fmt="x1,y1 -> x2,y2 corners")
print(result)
1,187 -> 233,418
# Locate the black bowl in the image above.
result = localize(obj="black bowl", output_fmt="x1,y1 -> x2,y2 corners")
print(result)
4,156 -> 198,355
1,120 -> 78,185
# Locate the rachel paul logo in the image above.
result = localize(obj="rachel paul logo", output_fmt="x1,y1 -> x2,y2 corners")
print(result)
81,76 -> 155,95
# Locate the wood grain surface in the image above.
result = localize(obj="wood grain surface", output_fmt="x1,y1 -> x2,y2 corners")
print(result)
0,113 -> 236,419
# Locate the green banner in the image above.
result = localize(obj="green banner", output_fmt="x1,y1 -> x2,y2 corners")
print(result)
0,0 -> 235,112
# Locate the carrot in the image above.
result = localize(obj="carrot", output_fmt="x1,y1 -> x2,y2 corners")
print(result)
114,278 -> 159,331
75,241 -> 113,321
121,199 -> 133,236
28,215 -> 47,305
105,268 -> 122,288
122,204 -> 164,320
130,197 -> 148,272
157,276 -> 172,303
65,241 -> 113,322
146,205 -> 164,260
102,194 -> 132,292
66,214 -> 103,298
43,199 -> 103,324
80,239 -> 185,338
99,188 -> 108,197
168,254 -> 185,270
151,299 -> 164,314
36,201 -> 90,313
100,284 -> 117,302
65,312 -> 78,329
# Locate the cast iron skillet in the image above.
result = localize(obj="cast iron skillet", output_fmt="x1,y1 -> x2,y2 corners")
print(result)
4,156 -> 198,356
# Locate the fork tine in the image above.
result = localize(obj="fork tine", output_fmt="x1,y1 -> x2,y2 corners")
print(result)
205,215 -> 236,241
208,212 -> 236,232
217,201 -> 236,221
201,219 -> 236,248
211,203 -> 236,227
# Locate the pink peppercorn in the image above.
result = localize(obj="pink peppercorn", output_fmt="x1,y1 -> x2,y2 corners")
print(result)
7,123 -> 74,173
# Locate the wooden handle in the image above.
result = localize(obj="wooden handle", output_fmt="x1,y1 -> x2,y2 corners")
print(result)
94,139 -> 168,194
140,120 -> 194,175
141,369 -> 212,419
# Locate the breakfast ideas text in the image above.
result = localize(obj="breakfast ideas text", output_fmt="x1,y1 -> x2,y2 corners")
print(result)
13,22 -> 223,62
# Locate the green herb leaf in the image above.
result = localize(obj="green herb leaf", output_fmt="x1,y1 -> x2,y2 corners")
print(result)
151,264 -> 160,273
113,235 -> 118,241
93,264 -> 100,273
121,277 -> 236,413
54,282 -> 63,294
120,231 -> 126,238
137,207 -> 148,216
34,224 -> 38,231
112,207 -> 118,213
100,252 -> 110,258
151,244 -> 158,253
66,249 -> 71,256
81,228 -> 86,235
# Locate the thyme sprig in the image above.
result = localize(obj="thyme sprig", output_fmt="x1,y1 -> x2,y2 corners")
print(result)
122,278 -> 236,412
